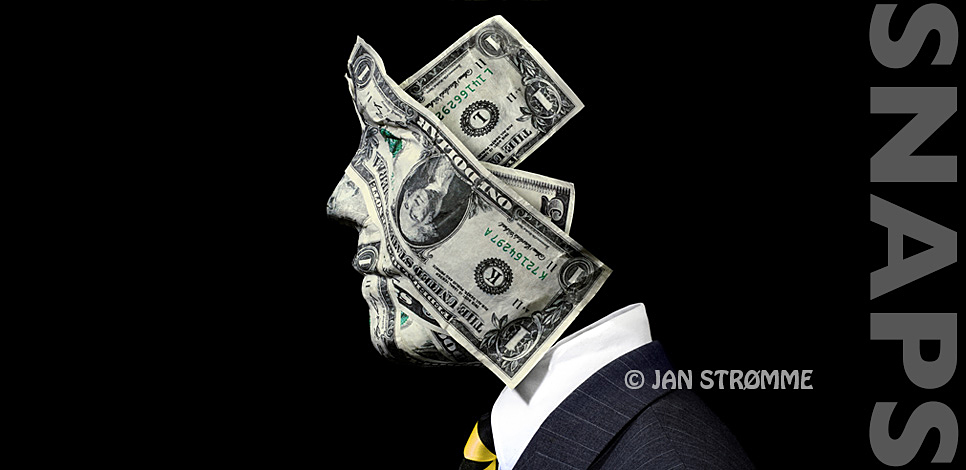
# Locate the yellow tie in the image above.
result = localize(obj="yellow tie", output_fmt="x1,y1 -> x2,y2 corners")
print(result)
460,419 -> 497,470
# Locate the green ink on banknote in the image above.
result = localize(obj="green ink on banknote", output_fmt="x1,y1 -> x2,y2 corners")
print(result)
380,128 -> 403,159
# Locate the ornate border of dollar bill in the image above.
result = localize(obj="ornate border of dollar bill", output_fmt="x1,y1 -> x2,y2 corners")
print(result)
340,16 -> 608,388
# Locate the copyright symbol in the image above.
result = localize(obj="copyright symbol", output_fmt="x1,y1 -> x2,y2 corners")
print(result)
625,369 -> 645,389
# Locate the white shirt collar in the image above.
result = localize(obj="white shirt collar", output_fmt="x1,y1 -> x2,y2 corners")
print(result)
490,303 -> 653,470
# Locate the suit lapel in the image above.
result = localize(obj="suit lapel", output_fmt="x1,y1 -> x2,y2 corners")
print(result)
512,341 -> 675,470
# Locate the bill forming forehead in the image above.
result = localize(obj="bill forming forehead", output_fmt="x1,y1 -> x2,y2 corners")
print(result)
346,38 -> 411,129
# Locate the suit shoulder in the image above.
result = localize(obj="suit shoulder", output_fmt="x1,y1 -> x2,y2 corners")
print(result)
590,391 -> 754,470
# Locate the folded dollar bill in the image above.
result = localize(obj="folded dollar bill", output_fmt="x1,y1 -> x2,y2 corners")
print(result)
402,15 -> 584,168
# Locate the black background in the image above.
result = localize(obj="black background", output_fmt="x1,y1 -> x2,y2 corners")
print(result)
87,1 -> 959,468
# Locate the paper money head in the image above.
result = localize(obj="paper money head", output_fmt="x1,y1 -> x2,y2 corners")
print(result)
328,36 -> 608,387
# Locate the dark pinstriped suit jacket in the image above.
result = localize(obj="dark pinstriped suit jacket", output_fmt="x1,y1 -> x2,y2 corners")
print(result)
512,342 -> 754,469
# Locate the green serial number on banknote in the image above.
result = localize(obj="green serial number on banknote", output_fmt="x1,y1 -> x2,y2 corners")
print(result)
433,67 -> 494,121
484,226 -> 551,281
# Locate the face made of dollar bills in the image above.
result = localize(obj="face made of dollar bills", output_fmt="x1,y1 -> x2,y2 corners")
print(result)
326,36 -> 605,388
327,127 -> 481,367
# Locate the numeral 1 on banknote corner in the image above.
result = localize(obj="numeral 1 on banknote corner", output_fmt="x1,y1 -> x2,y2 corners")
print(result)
485,36 -> 501,52
533,89 -> 553,112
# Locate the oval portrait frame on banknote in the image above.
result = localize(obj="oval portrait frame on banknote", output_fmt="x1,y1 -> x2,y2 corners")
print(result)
394,153 -> 474,248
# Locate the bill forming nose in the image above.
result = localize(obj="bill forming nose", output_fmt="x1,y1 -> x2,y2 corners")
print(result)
329,168 -> 398,278
352,221 -> 405,278
327,172 -> 369,228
